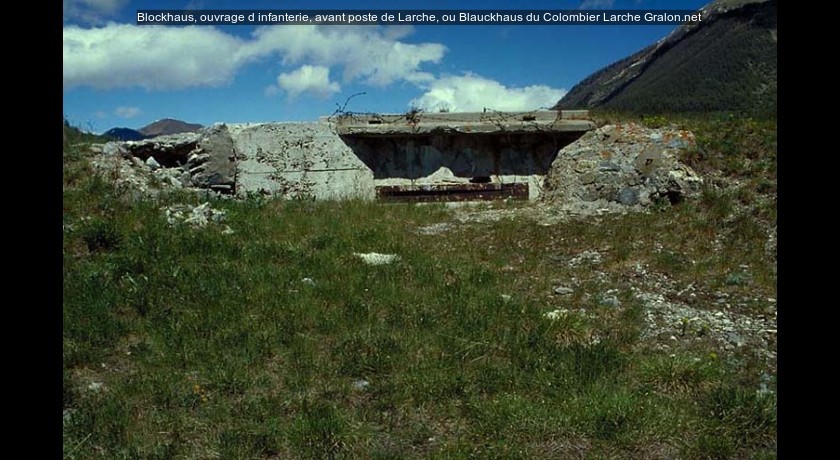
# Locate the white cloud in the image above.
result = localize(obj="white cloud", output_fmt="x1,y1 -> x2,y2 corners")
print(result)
63,24 -> 249,90
276,65 -> 340,99
63,24 -> 445,91
243,25 -> 445,86
114,106 -> 140,118
410,74 -> 567,113
64,0 -> 128,22
579,0 -> 615,9
63,22 -> 567,113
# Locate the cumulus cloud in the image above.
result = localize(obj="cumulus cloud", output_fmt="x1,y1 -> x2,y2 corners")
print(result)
275,65 -> 340,99
64,0 -> 128,22
243,25 -> 445,86
114,106 -> 140,118
410,74 -> 567,113
63,24 -> 248,90
63,22 -> 569,112
63,24 -> 445,92
579,0 -> 615,9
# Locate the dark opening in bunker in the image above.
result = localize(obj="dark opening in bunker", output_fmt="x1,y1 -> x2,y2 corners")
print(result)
331,110 -> 595,202
377,183 -> 529,202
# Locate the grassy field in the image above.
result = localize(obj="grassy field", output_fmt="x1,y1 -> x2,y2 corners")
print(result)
63,116 -> 776,459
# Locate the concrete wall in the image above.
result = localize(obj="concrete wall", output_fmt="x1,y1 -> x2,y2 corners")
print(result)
228,120 -> 586,201
229,122 -> 375,200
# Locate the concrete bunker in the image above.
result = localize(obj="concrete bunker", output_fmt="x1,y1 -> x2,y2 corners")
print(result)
232,110 -> 595,201
334,110 -> 593,201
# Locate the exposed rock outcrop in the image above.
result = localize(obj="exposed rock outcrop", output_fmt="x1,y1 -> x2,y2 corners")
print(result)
541,123 -> 703,208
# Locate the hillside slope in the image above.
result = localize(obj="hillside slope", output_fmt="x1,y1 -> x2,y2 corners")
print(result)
555,0 -> 776,116
138,118 -> 203,137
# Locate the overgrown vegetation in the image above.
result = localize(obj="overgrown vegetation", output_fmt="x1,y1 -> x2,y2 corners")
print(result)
63,115 -> 776,458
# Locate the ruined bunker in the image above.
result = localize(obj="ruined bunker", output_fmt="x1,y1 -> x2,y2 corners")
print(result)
229,110 -> 595,201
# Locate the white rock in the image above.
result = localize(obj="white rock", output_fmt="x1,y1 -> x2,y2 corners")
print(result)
553,286 -> 574,296
146,156 -> 161,170
543,309 -> 568,321
103,142 -> 126,156
353,252 -> 400,265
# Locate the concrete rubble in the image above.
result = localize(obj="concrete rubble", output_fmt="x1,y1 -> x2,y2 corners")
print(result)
163,202 -> 229,230
92,125 -> 237,196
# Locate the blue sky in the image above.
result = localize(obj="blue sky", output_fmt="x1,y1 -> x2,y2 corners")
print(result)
63,0 -> 709,133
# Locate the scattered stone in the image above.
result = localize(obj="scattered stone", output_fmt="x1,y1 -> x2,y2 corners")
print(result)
123,131 -> 201,165
164,202 -> 226,228
617,187 -> 640,206
635,286 -> 776,369
63,408 -> 76,423
87,382 -> 103,392
568,250 -> 602,267
353,252 -> 400,265
102,142 -> 127,156
145,156 -> 161,170
500,294 -> 512,302
416,223 -> 453,235
90,125 -> 237,196
756,372 -> 775,396
543,309 -> 569,321
130,156 -> 148,169
352,379 -> 370,390
600,295 -> 621,308
301,277 -> 316,286
726,332 -> 745,347
553,286 -> 574,296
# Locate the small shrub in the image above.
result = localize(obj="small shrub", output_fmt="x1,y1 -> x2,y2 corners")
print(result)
79,218 -> 122,252
641,115 -> 668,128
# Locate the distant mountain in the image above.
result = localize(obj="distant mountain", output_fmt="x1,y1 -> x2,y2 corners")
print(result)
64,119 -> 111,145
138,119 -> 203,137
103,127 -> 147,141
554,0 -> 776,116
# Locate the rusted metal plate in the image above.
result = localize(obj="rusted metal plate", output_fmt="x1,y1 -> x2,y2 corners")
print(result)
376,182 -> 529,202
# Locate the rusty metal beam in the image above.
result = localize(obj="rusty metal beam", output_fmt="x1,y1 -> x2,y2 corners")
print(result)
376,183 -> 529,202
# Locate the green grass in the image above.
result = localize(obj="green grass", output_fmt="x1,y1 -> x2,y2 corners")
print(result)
63,116 -> 776,458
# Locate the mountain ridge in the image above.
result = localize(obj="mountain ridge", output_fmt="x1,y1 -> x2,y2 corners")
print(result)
102,118 -> 204,141
554,0 -> 776,116
138,118 -> 203,137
